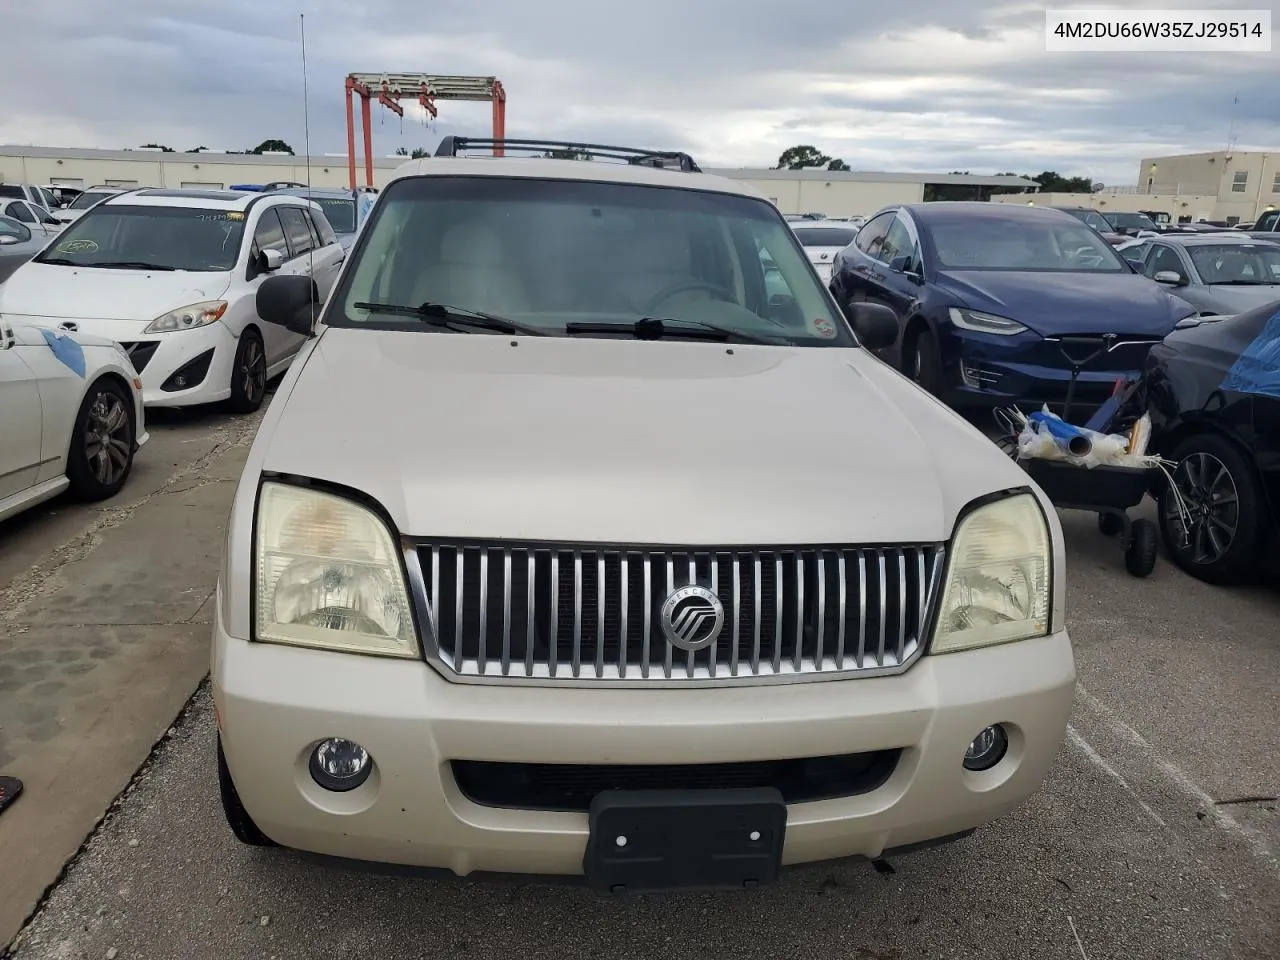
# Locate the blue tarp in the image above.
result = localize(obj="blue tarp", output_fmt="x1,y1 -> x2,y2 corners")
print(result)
1220,306 -> 1280,401
40,328 -> 86,378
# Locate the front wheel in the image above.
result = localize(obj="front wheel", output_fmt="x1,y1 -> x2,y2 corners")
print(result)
228,329 -> 267,414
67,377 -> 135,501
907,329 -> 944,396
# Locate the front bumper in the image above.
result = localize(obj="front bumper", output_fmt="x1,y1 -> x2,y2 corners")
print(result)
125,322 -> 238,407
213,605 -> 1075,877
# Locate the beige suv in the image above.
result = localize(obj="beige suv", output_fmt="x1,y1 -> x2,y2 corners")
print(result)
212,136 -> 1075,893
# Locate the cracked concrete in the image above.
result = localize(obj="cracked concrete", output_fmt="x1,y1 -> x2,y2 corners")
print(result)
0,403 -> 263,945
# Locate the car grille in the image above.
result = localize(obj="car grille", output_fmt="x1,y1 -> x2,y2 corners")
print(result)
118,341 -> 159,373
408,541 -> 946,685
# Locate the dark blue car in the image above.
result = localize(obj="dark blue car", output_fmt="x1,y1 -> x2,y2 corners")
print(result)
829,202 -> 1197,411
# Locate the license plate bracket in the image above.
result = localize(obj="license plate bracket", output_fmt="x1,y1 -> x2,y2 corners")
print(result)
584,787 -> 786,894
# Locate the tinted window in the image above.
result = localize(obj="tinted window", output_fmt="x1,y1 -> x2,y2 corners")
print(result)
252,208 -> 289,256
35,205 -> 247,271
4,201 -> 35,223
1144,245 -> 1186,279
1119,241 -> 1151,266
278,206 -> 314,257
70,191 -> 115,210
1106,212 -> 1158,232
1254,211 -> 1279,232
1187,243 -> 1280,285
39,188 -> 58,209
0,185 -> 23,200
880,219 -> 917,265
927,216 -> 1127,272
331,175 -> 850,346
792,226 -> 858,247
854,212 -> 894,257
309,208 -> 338,246
312,197 -> 355,234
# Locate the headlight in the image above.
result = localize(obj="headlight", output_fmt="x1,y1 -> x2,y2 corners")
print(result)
142,300 -> 228,334
948,307 -> 1028,336
931,492 -> 1051,655
254,482 -> 417,658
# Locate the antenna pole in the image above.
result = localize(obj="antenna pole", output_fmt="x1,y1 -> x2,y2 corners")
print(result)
301,14 -> 313,198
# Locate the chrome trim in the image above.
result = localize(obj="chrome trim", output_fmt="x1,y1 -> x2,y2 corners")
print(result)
406,541 -> 946,688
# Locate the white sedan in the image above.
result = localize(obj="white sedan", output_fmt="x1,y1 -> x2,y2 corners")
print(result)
0,318 -> 148,522
789,223 -> 861,282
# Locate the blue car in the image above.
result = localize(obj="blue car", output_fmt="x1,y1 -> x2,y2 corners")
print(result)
829,202 -> 1197,411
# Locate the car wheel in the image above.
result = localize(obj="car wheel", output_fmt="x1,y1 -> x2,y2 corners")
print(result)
1124,518 -> 1158,577
228,329 -> 267,414
908,329 -> 944,396
1158,432 -> 1266,585
217,735 -> 276,847
66,377 -> 135,501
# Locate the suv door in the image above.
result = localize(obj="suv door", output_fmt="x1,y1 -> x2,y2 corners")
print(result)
273,205 -> 320,358
246,207 -> 297,366
832,210 -> 894,306
301,206 -> 344,299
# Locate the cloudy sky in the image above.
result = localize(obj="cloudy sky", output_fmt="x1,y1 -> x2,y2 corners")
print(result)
2,0 -> 1274,184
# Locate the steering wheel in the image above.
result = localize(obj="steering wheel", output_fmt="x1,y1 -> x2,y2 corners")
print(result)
643,279 -> 737,313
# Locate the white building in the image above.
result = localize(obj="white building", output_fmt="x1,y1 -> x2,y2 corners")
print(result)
0,144 -> 1037,217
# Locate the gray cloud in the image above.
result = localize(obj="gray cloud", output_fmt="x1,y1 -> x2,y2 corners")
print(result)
1,0 -> 1274,183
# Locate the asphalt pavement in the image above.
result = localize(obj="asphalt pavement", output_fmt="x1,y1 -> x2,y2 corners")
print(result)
2,402 -> 1278,960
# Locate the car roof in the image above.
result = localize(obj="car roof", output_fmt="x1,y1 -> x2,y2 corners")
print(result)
901,201 -> 1081,226
384,156 -> 770,202
100,189 -> 315,210
270,187 -> 355,199
1148,233 -> 1269,245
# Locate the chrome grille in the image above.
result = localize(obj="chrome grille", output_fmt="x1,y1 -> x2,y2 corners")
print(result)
407,542 -> 945,685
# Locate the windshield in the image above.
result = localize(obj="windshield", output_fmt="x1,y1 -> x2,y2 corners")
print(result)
927,217 -> 1128,272
69,191 -> 114,210
1061,209 -> 1111,233
313,196 -> 356,233
1188,243 -> 1280,285
36,204 -> 246,271
792,226 -> 858,248
332,175 -> 851,345
1106,212 -> 1158,231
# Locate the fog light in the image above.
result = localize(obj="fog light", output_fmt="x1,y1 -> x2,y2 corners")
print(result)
963,724 -> 1008,772
309,738 -> 372,792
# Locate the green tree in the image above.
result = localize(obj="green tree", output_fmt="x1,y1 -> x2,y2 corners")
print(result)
827,158 -> 850,171
395,147 -> 429,159
139,143 -> 175,152
775,145 -> 831,170
249,139 -> 295,155
187,145 -> 209,153
543,148 -> 591,160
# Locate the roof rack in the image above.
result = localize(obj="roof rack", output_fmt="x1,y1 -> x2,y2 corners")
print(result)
433,136 -> 701,172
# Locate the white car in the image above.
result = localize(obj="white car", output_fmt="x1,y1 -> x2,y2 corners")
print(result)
1,199 -> 63,238
789,222 -> 861,282
212,138 -> 1074,892
0,189 -> 346,413
52,186 -> 129,225
1,317 -> 148,522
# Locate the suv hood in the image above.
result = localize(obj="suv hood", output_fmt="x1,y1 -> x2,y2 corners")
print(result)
0,261 -> 231,322
257,329 -> 1028,544
935,270 -> 1193,337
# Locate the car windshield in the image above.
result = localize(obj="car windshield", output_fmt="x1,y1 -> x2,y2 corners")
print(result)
35,204 -> 247,271
928,217 -> 1128,272
69,191 -> 114,210
1107,212 -> 1158,231
1188,243 -> 1280,285
332,175 -> 851,345
1062,209 -> 1111,233
312,196 -> 356,234
792,226 -> 858,248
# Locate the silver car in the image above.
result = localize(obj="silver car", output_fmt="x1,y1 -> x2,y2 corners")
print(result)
0,216 -> 47,283
1127,234 -> 1280,315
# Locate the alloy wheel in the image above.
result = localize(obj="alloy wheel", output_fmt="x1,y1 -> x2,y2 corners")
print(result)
84,391 -> 131,486
1166,451 -> 1240,564
241,338 -> 266,405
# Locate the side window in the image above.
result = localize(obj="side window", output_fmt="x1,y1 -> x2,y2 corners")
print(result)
854,212 -> 894,258
5,201 -> 35,224
251,209 -> 288,259
1120,242 -> 1151,266
880,218 -> 918,266
39,188 -> 58,210
277,206 -> 314,258
310,209 -> 337,247
1145,246 -> 1185,280
1257,211 -> 1279,232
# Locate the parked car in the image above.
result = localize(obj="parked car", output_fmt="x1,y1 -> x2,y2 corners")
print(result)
829,202 -> 1197,412
1143,301 -> 1280,583
1121,234 -> 1280,317
0,188 -> 345,413
0,216 -> 48,284
211,138 -> 1075,890
2,199 -> 63,237
1051,206 -> 1127,245
43,185 -> 84,208
789,222 -> 860,282
1243,208 -> 1279,240
1103,211 -> 1162,237
0,182 -> 58,214
0,315 -> 148,523
52,186 -> 130,225
267,187 -> 368,251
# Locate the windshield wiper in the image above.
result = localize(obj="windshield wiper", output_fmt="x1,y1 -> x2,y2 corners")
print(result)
1211,279 -> 1275,286
564,316 -> 784,345
352,301 -> 547,336
36,256 -> 79,266
89,261 -> 177,271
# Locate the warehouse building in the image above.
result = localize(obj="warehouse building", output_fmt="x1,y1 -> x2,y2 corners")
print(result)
0,144 -> 1036,217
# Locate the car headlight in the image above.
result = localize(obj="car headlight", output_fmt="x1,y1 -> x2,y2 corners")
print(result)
254,482 -> 417,658
948,307 -> 1028,336
142,300 -> 228,334
931,492 -> 1051,655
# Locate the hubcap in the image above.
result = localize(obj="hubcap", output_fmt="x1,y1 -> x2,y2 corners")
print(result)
242,339 -> 266,404
83,391 -> 131,486
1166,451 -> 1239,564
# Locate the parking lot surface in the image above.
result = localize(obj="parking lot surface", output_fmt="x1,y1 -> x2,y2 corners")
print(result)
3,405 -> 1278,960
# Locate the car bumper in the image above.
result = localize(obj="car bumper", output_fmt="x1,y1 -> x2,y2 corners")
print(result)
213,605 -> 1075,877
124,322 -> 238,407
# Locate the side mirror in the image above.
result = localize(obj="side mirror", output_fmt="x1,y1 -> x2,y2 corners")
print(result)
261,248 -> 285,272
1153,270 -> 1186,286
0,235 -> 18,246
849,302 -> 899,350
888,255 -> 910,274
257,274 -> 320,336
